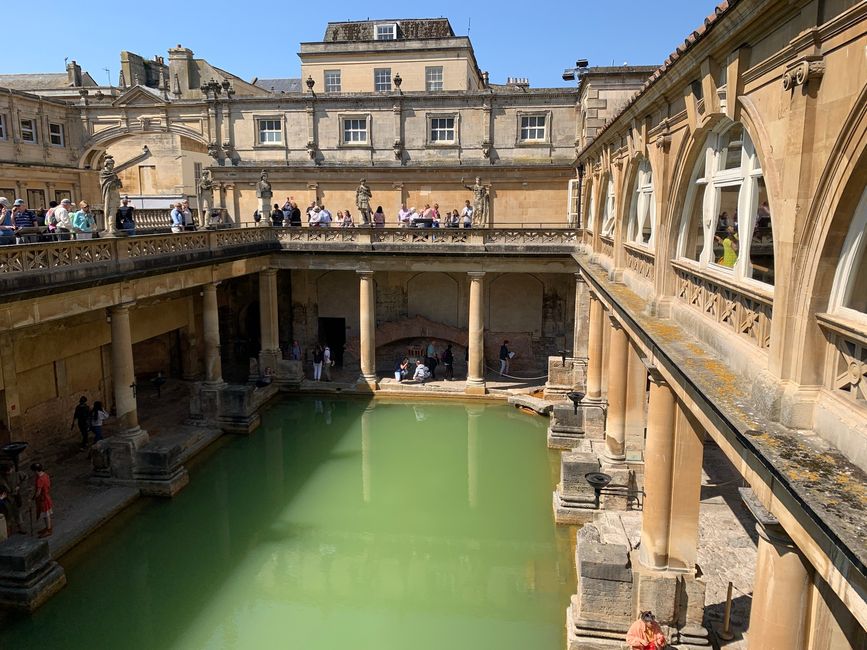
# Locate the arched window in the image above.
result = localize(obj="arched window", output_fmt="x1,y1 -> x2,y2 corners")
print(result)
677,122 -> 774,286
627,159 -> 654,245
600,177 -> 616,237
830,186 -> 867,320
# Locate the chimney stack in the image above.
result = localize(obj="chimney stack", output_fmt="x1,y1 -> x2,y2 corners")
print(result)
66,60 -> 83,87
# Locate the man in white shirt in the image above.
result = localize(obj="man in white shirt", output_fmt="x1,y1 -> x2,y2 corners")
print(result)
54,198 -> 74,238
460,200 -> 474,224
309,206 -> 322,227
398,203 -> 411,227
323,344 -> 333,381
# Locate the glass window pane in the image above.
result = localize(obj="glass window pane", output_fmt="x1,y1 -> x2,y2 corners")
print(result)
684,184 -> 706,261
712,185 -> 740,267
749,176 -> 774,285
719,123 -> 744,171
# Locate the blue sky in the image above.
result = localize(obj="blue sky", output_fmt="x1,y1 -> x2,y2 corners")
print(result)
2,1 -> 716,88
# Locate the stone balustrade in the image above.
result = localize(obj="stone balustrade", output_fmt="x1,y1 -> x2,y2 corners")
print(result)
0,227 -> 583,295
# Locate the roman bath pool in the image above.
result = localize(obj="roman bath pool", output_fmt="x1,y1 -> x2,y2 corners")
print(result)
0,397 -> 574,649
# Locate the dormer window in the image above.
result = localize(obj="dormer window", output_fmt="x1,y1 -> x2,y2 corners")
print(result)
375,23 -> 397,40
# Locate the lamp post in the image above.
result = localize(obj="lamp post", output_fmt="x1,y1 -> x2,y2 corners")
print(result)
306,75 -> 316,97
566,390 -> 607,432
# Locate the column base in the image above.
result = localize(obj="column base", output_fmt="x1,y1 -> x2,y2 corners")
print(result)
566,524 -> 709,649
0,536 -> 66,612
547,404 -> 586,449
357,374 -> 379,392
91,429 -> 190,497
464,378 -> 487,396
553,450 -> 601,524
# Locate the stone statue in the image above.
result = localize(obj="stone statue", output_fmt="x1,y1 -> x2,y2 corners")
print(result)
355,178 -> 372,224
100,155 -> 123,234
197,169 -> 214,228
462,176 -> 490,227
255,170 -> 272,227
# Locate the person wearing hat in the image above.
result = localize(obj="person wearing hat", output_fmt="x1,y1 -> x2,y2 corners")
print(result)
54,198 -> 74,239
0,198 -> 14,245
116,196 -> 136,235
11,199 -> 37,244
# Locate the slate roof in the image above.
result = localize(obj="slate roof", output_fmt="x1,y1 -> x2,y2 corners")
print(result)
0,72 -> 98,90
253,78 -> 303,93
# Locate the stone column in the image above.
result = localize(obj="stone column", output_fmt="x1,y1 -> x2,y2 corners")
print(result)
466,272 -> 486,395
603,316 -> 629,463
358,271 -> 378,390
742,489 -> 813,649
202,283 -> 223,385
572,272 -> 589,359
638,373 -> 677,570
586,293 -> 604,400
110,302 -> 140,433
258,269 -> 281,374
624,343 -> 647,456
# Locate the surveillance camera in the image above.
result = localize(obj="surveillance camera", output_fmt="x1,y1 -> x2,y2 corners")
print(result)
576,59 -> 589,68
562,70 -> 576,81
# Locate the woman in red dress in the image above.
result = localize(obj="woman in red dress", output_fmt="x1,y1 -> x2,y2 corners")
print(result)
31,463 -> 53,537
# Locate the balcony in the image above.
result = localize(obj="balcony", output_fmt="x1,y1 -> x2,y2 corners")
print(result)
0,226 -> 582,297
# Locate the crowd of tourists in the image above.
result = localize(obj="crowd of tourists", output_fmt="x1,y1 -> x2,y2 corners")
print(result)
256,197 -> 476,229
0,195 -> 138,244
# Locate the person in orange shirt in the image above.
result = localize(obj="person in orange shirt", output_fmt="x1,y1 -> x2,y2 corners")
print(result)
31,463 -> 53,538
626,611 -> 666,650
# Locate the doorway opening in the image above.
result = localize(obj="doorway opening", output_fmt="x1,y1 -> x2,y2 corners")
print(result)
318,317 -> 346,367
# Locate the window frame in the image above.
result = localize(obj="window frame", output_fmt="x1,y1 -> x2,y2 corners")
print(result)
600,177 -> 616,237
675,122 -> 774,290
829,186 -> 867,325
425,113 -> 459,147
324,70 -> 341,93
425,66 -> 444,92
255,116 -> 283,147
567,178 -> 581,227
626,158 -> 655,246
516,111 -> 551,145
48,122 -> 65,147
375,23 -> 397,40
373,68 -> 392,92
0,114 -> 6,141
586,179 -> 596,232
20,117 -> 37,144
339,113 -> 372,147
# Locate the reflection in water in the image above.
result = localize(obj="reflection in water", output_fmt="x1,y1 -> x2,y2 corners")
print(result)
1,398 -> 573,650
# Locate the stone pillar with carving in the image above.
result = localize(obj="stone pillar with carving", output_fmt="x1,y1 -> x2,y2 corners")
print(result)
258,269 -> 281,376
466,272 -> 486,395
358,271 -> 378,390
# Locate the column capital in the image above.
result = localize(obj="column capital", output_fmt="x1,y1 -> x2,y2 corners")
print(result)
261,268 -> 277,277
357,270 -> 375,278
740,487 -> 796,548
110,300 -> 136,315
467,271 -> 486,279
607,314 -> 624,330
574,271 -> 586,283
647,366 -> 669,387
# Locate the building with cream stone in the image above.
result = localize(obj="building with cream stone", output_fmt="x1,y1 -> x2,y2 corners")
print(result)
0,5 -> 864,648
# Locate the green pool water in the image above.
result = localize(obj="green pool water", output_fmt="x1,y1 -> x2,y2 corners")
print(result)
1,397 -> 574,649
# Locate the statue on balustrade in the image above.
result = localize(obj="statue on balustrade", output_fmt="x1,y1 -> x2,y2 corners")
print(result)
198,169 -> 214,228
355,178 -> 372,225
462,176 -> 490,227
100,155 -> 123,234
256,171 -> 272,200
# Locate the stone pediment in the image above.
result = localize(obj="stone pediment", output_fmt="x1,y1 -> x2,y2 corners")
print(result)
111,85 -> 167,107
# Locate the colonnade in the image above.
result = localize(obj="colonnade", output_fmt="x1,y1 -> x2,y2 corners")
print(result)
579,277 -> 824,648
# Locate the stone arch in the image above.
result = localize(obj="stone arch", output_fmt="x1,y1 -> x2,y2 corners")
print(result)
78,123 -> 210,169
781,86 -> 867,386
622,154 -> 655,247
488,273 -> 543,334
407,272 -> 459,327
